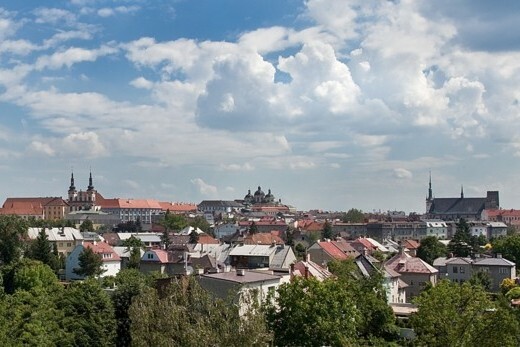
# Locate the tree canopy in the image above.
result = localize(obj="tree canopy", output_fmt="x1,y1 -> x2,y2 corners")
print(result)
492,234 -> 520,265
342,208 -> 365,223
417,236 -> 447,265
448,218 -> 474,257
73,247 -> 105,278
0,215 -> 28,265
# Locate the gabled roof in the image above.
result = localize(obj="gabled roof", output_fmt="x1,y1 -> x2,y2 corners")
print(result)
402,239 -> 420,250
473,257 -> 515,267
27,227 -> 83,242
317,241 -> 349,260
83,241 -> 121,262
159,201 -> 197,212
292,259 -> 333,281
430,197 -> 486,215
385,251 -> 438,274
201,270 -> 281,284
243,232 -> 284,245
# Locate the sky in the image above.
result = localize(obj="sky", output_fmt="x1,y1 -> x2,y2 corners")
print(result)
1,0 -> 520,213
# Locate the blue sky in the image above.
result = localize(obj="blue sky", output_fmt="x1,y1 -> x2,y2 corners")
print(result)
1,0 -> 520,213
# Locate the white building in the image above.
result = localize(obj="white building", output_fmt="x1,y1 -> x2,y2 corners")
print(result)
66,241 -> 121,280
27,227 -> 83,256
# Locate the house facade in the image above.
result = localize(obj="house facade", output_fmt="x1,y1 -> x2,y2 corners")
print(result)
66,241 -> 121,280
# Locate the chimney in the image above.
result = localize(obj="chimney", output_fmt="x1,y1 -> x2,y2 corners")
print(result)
304,265 -> 309,279
497,253 -> 502,259
306,253 -> 311,263
290,263 -> 295,280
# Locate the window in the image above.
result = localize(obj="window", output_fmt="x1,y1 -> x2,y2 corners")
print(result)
499,267 -> 508,274
460,266 -> 465,273
147,253 -> 153,259
453,266 -> 458,273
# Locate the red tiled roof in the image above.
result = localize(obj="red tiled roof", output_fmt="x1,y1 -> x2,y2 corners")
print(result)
198,234 -> 219,244
354,237 -> 377,250
318,241 -> 349,260
403,239 -> 420,249
0,197 -> 67,216
98,198 -> 162,209
159,201 -> 197,212
243,233 -> 284,245
83,241 -> 121,261
385,252 -> 438,274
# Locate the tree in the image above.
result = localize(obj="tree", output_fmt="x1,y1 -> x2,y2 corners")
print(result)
294,243 -> 306,259
468,270 -> 492,291
492,234 -> 520,265
410,280 -> 520,347
321,220 -> 333,240
27,229 -> 57,269
112,269 -> 149,346
58,279 -> 116,346
0,215 -> 28,265
79,218 -> 94,233
73,247 -> 105,278
161,210 -> 188,232
417,236 -> 447,265
343,208 -> 365,223
448,218 -> 473,257
265,277 -> 360,346
130,276 -> 271,346
189,231 -> 200,244
248,221 -> 258,234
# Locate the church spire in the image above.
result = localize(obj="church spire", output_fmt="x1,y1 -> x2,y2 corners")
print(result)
427,171 -> 432,201
87,170 -> 94,191
460,185 -> 464,198
69,170 -> 76,191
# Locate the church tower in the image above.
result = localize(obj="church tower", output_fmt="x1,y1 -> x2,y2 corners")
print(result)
86,170 -> 96,204
68,171 -> 77,202
426,172 -> 433,213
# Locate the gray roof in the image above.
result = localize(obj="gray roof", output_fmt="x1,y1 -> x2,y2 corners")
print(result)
198,200 -> 243,208
200,270 -> 281,284
473,257 -> 515,267
430,197 -> 486,215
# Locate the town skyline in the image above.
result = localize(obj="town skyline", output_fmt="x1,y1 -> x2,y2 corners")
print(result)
1,1 -> 519,212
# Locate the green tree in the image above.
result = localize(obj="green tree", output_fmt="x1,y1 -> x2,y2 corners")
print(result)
492,234 -> 520,265
448,218 -> 473,257
468,270 -> 492,292
294,243 -> 306,259
130,276 -> 271,346
73,247 -> 105,278
188,215 -> 211,234
343,208 -> 365,223
328,259 -> 399,342
266,277 -> 360,346
417,236 -> 447,265
189,231 -> 200,244
161,210 -> 188,232
121,234 -> 144,270
410,280 -> 520,347
27,229 -> 57,270
248,221 -> 258,234
112,269 -> 149,347
0,215 -> 28,265
58,279 -> 116,346
321,220 -> 333,240
79,218 -> 94,232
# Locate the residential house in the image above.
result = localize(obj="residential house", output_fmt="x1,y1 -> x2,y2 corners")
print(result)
349,237 -> 380,255
27,227 -> 83,256
401,239 -> 420,257
433,257 -> 473,284
290,255 -> 334,281
423,220 -> 448,239
228,244 -> 296,271
66,241 -> 121,280
238,218 -> 288,234
242,232 -> 284,246
483,209 -> 520,227
473,256 -> 516,292
307,240 -> 359,266
113,246 -> 145,269
117,232 -> 162,248
385,249 -> 438,302
197,269 -> 289,315
140,249 -> 188,275
487,222 -> 507,239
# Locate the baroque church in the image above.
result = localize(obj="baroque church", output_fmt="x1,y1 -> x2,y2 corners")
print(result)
67,171 -> 102,212
243,186 -> 277,205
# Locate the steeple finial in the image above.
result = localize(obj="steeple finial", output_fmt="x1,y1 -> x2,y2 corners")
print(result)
427,171 -> 432,200
460,185 -> 464,198
87,169 -> 94,191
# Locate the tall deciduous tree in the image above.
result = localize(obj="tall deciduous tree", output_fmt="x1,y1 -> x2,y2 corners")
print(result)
417,236 -> 447,265
410,280 -> 520,347
266,277 -> 361,346
129,276 -> 271,346
73,247 -> 105,278
0,215 -> 28,265
79,218 -> 94,233
492,234 -> 520,265
343,208 -> 365,223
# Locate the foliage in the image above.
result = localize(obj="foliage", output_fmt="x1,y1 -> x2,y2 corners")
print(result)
285,227 -> 295,246
121,235 -> 144,249
506,287 -> 520,300
417,236 -> 447,265
189,231 -> 200,244
492,234 -> 520,265
265,277 -> 360,346
294,243 -> 306,259
187,215 -> 211,234
468,270 -> 492,291
26,218 -> 75,228
127,246 -> 142,270
343,208 -> 365,223
328,259 -> 399,341
27,229 -> 59,271
58,279 -> 116,346
321,220 -> 333,240
130,276 -> 271,346
73,247 -> 105,278
116,220 -> 142,233
112,269 -> 149,347
0,215 -> 28,265
161,210 -> 188,232
448,218 -> 474,257
1,259 -> 59,294
500,278 -> 518,295
248,221 -> 258,234
410,280 -> 520,347
79,218 -> 94,233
